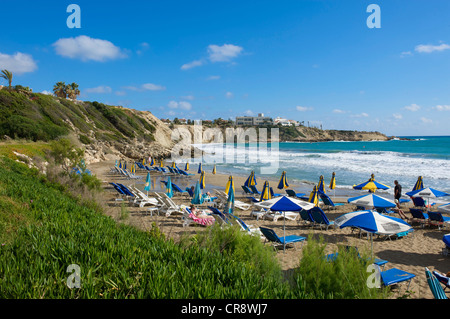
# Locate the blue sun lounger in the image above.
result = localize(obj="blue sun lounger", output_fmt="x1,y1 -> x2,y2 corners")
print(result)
325,246 -> 388,269
319,193 -> 344,210
259,227 -> 306,250
285,189 -> 306,198
250,185 -> 260,195
310,207 -> 335,230
428,212 -> 450,230
299,209 -> 315,226
241,185 -> 253,195
379,267 -> 415,289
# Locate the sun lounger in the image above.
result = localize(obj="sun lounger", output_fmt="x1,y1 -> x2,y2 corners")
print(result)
377,266 -> 416,290
426,267 -> 448,299
298,209 -> 315,226
270,187 -> 282,197
259,227 -> 306,251
159,193 -> 184,217
224,212 -> 263,238
428,212 -> 450,230
285,189 -> 306,198
325,246 -> 388,269
128,185 -> 159,208
319,193 -> 344,210
241,185 -> 253,195
309,207 -> 335,230
183,207 -> 215,227
249,185 -> 260,195
409,208 -> 429,227
411,196 -> 435,208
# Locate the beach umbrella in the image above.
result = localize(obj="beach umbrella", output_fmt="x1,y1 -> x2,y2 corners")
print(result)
255,195 -> 315,252
329,172 -> 336,190
212,164 -> 216,175
406,187 -> 450,207
348,193 -> 396,209
166,176 -> 173,198
123,162 -> 127,170
199,170 -> 206,189
225,176 -> 234,195
197,163 -> 202,174
144,172 -> 152,194
353,174 -> 389,193
191,181 -> 203,205
308,185 -> 320,207
142,158 -> 146,166
335,210 -> 412,257
160,159 -> 164,168
244,171 -> 257,187
443,234 -> 450,248
412,176 -> 424,192
277,171 -> 289,190
226,177 -> 235,214
185,162 -> 189,171
149,156 -> 154,166
119,161 -> 122,169
172,162 -> 177,169
260,181 -> 272,202
115,160 -> 118,167
318,175 -> 326,194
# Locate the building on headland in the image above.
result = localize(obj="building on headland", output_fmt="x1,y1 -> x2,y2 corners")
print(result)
273,117 -> 300,127
235,113 -> 273,126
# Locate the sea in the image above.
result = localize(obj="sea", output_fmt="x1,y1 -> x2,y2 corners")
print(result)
193,136 -> 450,199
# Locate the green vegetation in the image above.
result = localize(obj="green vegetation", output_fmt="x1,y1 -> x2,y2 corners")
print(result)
0,156 -> 392,298
1,70 -> 13,91
0,89 -> 157,144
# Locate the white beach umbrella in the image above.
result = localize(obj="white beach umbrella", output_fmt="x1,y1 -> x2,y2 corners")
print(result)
437,203 -> 450,214
347,193 -> 396,209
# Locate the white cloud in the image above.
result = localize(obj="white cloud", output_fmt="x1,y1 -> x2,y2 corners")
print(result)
420,117 -> 432,123
123,83 -> 166,92
225,92 -> 234,99
136,42 -> 149,55
207,75 -> 221,81
296,106 -> 314,112
400,51 -> 413,58
208,44 -> 243,62
434,105 -> 450,111
350,112 -> 369,118
181,95 -> 195,101
404,103 -> 421,112
332,109 -> 346,114
41,90 -> 53,96
244,110 -> 254,116
0,52 -> 37,74
52,35 -> 127,62
168,100 -> 192,110
415,43 -> 450,53
85,85 -> 112,94
393,113 -> 403,119
181,60 -> 204,70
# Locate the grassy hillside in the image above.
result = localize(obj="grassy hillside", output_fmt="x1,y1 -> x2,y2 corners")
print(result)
0,89 -> 158,145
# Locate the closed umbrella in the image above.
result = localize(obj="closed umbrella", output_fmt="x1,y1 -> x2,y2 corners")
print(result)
198,163 -> 203,174
353,174 -> 390,193
329,172 -> 336,199
412,176 -> 424,191
185,162 -> 190,171
260,181 -> 272,202
225,176 -> 234,195
244,171 -> 257,187
255,195 -> 315,252
277,171 -> 289,190
318,175 -> 326,194
199,170 -> 206,189
160,159 -> 164,168
308,185 -> 320,207
191,181 -> 203,205
212,164 -> 216,175
166,176 -> 173,198
226,177 -> 235,214
144,172 -> 152,195
149,156 -> 154,166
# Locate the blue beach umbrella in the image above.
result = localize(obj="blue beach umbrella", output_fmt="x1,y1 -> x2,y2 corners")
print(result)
353,174 -> 390,193
185,162 -> 189,171
308,185 -> 320,207
260,181 -> 272,202
406,187 -> 450,207
226,177 -> 235,214
277,171 -> 289,190
412,176 -> 424,192
191,181 -> 204,205
149,156 -> 154,166
198,163 -> 203,174
244,171 -> 257,187
119,161 -> 122,169
144,172 -> 152,194
166,176 -> 173,198
318,175 -> 326,194
329,172 -> 336,190
199,170 -> 206,189
348,193 -> 396,209
225,176 -> 234,195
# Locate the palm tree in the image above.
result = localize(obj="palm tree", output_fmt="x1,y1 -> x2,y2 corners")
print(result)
67,82 -> 80,100
0,69 -> 13,91
53,82 -> 67,98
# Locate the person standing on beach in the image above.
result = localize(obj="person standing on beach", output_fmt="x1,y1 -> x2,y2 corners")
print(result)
393,180 -> 407,219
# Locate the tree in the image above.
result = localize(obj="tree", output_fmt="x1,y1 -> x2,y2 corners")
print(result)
0,69 -> 13,91
53,82 -> 67,98
67,82 -> 80,100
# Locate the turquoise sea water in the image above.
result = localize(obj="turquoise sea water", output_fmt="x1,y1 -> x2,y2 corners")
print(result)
195,136 -> 450,198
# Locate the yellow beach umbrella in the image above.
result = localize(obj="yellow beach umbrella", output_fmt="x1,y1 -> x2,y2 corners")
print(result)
329,172 -> 336,190
172,162 -> 177,169
160,159 -> 164,168
260,181 -> 272,202
277,171 -> 289,190
318,175 -> 326,194
212,164 -> 216,175
225,176 -> 235,194
185,162 -> 189,171
353,174 -> 390,193
199,170 -> 206,189
308,185 -> 320,207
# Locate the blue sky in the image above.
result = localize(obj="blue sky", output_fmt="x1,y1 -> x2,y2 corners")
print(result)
1,0 -> 450,136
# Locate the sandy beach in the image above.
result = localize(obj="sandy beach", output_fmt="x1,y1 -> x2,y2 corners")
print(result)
89,159 -> 450,299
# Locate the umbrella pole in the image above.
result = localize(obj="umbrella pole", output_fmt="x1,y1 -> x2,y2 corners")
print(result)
284,212 -> 286,253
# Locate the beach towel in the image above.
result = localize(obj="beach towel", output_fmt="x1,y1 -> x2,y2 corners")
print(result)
189,212 -> 215,226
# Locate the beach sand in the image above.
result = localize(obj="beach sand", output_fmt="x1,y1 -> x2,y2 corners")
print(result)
90,159 -> 450,299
